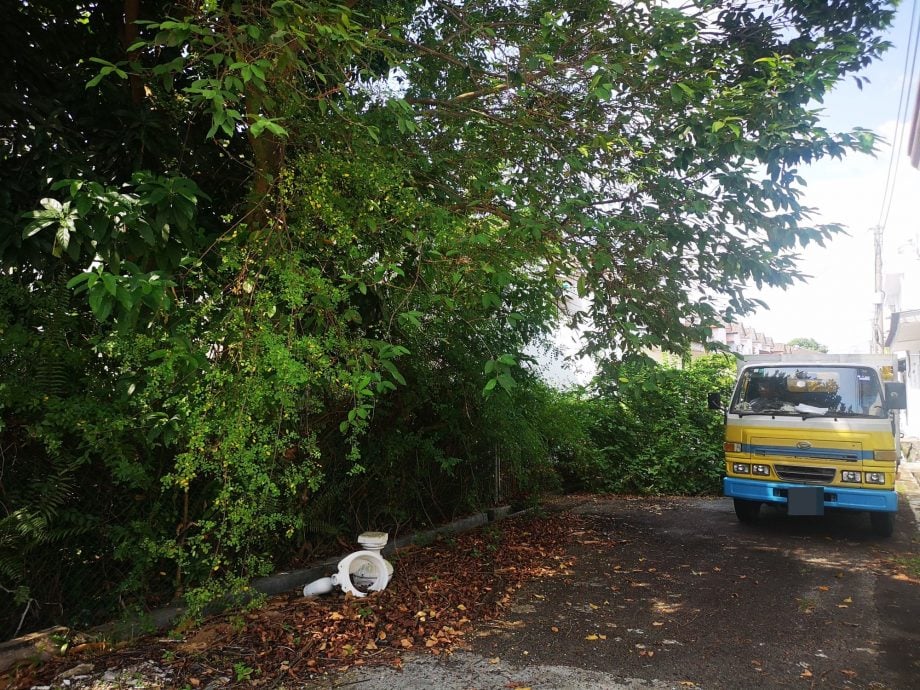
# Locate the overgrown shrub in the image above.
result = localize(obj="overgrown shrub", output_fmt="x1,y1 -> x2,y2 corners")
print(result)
559,354 -> 736,495
0,262 -> 734,640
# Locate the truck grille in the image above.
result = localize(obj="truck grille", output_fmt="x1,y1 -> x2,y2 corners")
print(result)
774,465 -> 836,484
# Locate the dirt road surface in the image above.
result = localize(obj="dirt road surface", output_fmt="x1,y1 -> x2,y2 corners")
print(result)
329,495 -> 920,690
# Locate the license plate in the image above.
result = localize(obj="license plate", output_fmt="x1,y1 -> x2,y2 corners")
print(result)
787,486 -> 824,516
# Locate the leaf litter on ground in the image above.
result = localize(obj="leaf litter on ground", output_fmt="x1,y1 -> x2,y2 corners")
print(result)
10,511 -> 601,689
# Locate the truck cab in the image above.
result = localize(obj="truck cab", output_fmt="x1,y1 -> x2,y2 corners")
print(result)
716,354 -> 907,536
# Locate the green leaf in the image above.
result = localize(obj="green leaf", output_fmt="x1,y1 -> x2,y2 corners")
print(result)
88,288 -> 113,321
263,120 -> 288,137
22,219 -> 54,239
66,273 -> 92,289
102,273 -> 117,297
52,225 -> 71,258
381,359 -> 406,386
398,311 -> 423,328
497,374 -> 516,391
480,292 -> 501,309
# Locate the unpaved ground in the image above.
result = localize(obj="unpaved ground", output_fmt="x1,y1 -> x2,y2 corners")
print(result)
328,495 -> 920,689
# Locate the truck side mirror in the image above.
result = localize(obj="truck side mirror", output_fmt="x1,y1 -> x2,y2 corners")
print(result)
884,381 -> 907,410
707,392 -> 723,410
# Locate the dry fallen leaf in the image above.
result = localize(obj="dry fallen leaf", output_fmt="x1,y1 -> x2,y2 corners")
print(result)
551,626 -> 559,633
25,511 -> 594,689
801,669 -> 813,679
585,634 -> 600,641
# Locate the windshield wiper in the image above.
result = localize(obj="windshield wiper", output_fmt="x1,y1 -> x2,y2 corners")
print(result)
732,410 -> 795,418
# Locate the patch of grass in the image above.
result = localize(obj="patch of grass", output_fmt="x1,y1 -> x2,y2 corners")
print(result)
797,597 -> 817,614
894,555 -> 920,578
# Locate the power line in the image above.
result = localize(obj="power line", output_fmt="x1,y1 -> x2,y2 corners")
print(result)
876,0 -> 920,232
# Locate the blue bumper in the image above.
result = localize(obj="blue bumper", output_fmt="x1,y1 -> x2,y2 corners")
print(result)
723,477 -> 897,513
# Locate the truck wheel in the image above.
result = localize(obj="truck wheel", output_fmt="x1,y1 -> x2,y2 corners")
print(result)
870,511 -> 895,538
733,499 -> 761,523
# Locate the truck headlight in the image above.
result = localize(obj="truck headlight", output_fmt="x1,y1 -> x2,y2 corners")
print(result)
752,464 -> 770,476
732,463 -> 750,474
865,472 -> 885,484
841,471 -> 862,483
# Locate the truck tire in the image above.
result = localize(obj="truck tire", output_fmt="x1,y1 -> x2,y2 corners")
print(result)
870,511 -> 895,538
733,499 -> 761,523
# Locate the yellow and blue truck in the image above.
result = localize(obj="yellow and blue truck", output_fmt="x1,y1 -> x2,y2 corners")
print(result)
711,354 -> 907,536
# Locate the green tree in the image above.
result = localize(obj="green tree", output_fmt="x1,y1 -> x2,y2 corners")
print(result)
0,0 -> 895,634
787,337 -> 829,352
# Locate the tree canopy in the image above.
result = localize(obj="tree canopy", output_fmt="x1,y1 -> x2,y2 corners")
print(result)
787,337 -> 830,352
0,0 -> 895,634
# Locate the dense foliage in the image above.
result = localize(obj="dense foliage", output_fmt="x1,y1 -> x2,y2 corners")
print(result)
0,0 -> 893,636
573,354 -> 738,495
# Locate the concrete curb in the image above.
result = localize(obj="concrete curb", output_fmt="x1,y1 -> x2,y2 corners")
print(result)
0,506 -> 524,673
0,627 -> 68,677
249,512 -> 494,600
896,460 -> 920,527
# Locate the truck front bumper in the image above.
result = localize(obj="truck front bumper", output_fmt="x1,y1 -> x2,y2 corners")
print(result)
723,477 -> 897,513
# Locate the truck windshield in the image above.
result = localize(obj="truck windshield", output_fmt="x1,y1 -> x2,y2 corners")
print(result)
730,366 -> 885,418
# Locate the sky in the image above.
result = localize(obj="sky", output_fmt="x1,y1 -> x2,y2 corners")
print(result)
749,2 -> 920,353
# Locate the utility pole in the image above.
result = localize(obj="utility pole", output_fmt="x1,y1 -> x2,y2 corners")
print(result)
872,225 -> 884,354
